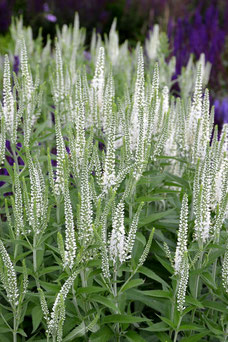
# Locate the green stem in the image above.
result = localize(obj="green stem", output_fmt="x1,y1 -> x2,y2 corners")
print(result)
56,199 -> 60,226
72,284 -> 81,319
13,307 -> 17,342
194,251 -> 203,299
12,144 -> 19,263
191,249 -> 203,330
80,269 -> 91,316
33,235 -> 37,274
212,260 -> 217,284
129,203 -> 132,221
12,144 -> 19,174
14,241 -> 18,262
169,286 -> 178,338
173,315 -> 182,342
113,267 -> 120,342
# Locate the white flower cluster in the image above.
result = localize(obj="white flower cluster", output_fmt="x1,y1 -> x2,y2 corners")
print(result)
177,252 -> 189,312
25,150 -> 48,235
12,164 -> 23,237
174,195 -> 190,312
63,177 -> 76,270
0,15 -> 227,339
222,243 -> 228,292
174,194 -> 189,274
0,239 -> 19,306
39,271 -> 78,342
109,201 -> 126,265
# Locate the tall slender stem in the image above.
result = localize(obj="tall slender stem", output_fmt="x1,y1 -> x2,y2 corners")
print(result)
12,144 -> 19,174
72,284 -> 81,318
56,198 -> 60,227
113,267 -> 120,342
194,251 -> 203,299
13,307 -> 17,342
169,285 -> 178,337
14,242 -> 18,262
12,144 -> 19,263
191,249 -> 203,330
33,235 -> 37,274
173,315 -> 182,342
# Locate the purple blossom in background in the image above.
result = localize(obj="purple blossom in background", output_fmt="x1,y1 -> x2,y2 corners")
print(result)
0,140 -> 25,188
214,98 -> 228,126
45,14 -> 57,23
84,51 -> 91,61
4,192 -> 13,197
169,4 -> 225,76
43,2 -> 49,12
98,141 -> 106,152
0,0 -> 11,33
0,168 -> 9,187
13,56 -> 20,74
51,147 -> 57,167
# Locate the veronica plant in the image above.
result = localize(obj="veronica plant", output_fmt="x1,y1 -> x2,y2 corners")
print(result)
0,13 -> 227,342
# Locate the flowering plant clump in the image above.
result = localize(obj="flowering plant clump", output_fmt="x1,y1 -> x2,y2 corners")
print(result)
0,14 -> 227,342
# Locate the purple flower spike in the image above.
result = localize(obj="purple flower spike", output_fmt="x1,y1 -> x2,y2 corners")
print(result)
0,167 -> 9,187
43,3 -> 49,12
6,155 -> 14,166
214,97 -> 228,126
45,14 -> 57,23
4,192 -> 13,197
6,140 -> 12,154
16,142 -> 22,150
84,51 -> 91,61
18,156 -> 25,166
13,56 -> 20,75
98,141 -> 106,152
51,147 -> 57,167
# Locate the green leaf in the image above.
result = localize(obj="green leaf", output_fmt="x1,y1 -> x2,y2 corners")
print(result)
38,266 -> 61,276
178,324 -> 206,331
126,289 -> 167,315
139,209 -> 175,227
201,300 -> 228,313
185,296 -> 204,309
138,266 -> 169,287
63,322 -> 86,341
15,250 -> 32,263
137,175 -> 164,187
126,330 -> 146,342
181,332 -> 209,342
102,315 -> 149,324
37,229 -> 58,246
143,290 -> 171,299
165,173 -> 189,188
158,316 -> 176,329
32,306 -> 43,333
120,279 -> 144,293
77,286 -> 106,295
39,281 -> 61,292
92,295 -> 119,312
135,195 -> 165,203
90,326 -> 113,341
155,254 -> 173,274
200,272 -> 217,290
203,316 -> 224,335
155,332 -> 172,342
17,328 -> 27,337
143,322 -> 169,332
